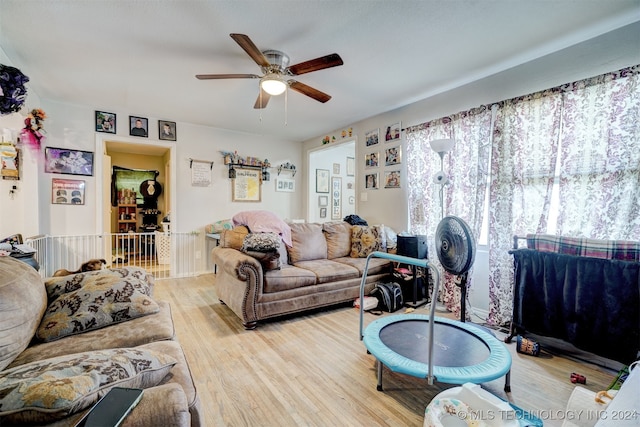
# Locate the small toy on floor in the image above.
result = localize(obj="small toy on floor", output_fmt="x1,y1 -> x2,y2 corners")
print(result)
570,372 -> 587,384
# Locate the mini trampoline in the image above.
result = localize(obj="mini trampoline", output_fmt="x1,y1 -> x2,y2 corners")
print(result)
358,217 -> 512,392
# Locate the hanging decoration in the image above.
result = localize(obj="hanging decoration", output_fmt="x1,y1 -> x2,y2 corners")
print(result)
19,108 -> 47,150
0,64 -> 29,115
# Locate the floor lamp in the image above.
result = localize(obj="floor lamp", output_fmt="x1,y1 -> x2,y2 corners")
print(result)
429,138 -> 455,311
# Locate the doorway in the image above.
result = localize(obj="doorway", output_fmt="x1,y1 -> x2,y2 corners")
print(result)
94,134 -> 177,275
307,140 -> 356,223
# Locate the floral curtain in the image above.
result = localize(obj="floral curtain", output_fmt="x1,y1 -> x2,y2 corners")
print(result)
556,67 -> 640,239
486,65 -> 639,326
406,107 -> 492,318
487,93 -> 563,325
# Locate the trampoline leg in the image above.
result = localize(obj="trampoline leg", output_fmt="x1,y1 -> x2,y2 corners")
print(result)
376,359 -> 383,391
504,369 -> 511,393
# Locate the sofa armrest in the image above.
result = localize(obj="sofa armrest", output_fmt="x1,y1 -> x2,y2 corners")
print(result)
211,247 -> 264,329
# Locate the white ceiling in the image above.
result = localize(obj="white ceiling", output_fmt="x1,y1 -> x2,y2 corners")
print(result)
1,1 -> 638,142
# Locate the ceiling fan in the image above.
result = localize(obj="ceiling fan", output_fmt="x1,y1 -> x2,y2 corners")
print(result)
196,33 -> 343,109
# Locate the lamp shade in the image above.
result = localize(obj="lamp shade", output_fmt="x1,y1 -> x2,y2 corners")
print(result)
260,74 -> 287,96
429,138 -> 455,154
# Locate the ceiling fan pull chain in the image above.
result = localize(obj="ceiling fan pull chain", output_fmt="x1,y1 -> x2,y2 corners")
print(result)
284,87 -> 288,126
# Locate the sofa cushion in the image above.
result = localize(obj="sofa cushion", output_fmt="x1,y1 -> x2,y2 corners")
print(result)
350,225 -> 384,257
288,223 -> 327,263
0,257 -> 47,371
263,266 -> 317,293
332,256 -> 392,276
36,273 -> 159,342
243,250 -> 281,271
0,347 -> 176,424
294,259 -> 360,284
220,226 -> 249,250
323,221 -> 352,259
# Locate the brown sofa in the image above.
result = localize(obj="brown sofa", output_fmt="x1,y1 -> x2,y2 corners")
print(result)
211,221 -> 393,329
0,256 -> 201,427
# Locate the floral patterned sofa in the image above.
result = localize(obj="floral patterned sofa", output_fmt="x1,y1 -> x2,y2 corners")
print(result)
0,256 -> 201,426
211,219 -> 393,329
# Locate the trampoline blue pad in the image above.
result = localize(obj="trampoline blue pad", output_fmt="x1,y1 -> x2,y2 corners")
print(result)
363,314 -> 512,385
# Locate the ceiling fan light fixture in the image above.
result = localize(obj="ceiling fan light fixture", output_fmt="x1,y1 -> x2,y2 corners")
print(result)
260,73 -> 287,96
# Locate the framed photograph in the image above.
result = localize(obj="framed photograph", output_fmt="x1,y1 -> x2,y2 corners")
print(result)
45,147 -> 94,176
365,151 -> 379,168
331,176 -> 342,220
320,207 -> 327,218
365,128 -> 379,146
232,167 -> 262,202
365,172 -> 379,189
384,170 -> 401,188
318,195 -> 328,207
333,163 -> 340,175
129,116 -> 149,138
52,179 -> 85,205
346,157 -> 355,176
385,145 -> 401,166
158,120 -> 177,141
95,111 -> 116,133
276,178 -> 295,192
316,168 -> 329,193
384,121 -> 401,142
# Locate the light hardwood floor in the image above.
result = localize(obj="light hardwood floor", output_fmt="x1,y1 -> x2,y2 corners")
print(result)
154,274 -> 617,427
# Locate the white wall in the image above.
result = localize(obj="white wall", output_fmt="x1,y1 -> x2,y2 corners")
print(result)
6,96 -> 304,237
301,24 -> 640,315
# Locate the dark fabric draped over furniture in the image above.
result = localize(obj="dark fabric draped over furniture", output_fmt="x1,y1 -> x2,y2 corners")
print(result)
510,249 -> 640,363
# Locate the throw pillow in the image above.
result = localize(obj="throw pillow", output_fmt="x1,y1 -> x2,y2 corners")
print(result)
44,267 -> 153,302
36,275 -> 159,342
287,223 -> 328,263
220,226 -> 249,250
0,348 -> 176,424
207,219 -> 233,234
240,233 -> 281,252
323,221 -> 352,259
350,225 -> 384,258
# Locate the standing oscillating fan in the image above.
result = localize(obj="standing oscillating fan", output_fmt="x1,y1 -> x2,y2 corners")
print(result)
435,216 -> 476,322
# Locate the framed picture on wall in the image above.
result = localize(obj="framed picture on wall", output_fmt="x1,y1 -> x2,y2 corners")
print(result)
384,170 -> 401,188
331,176 -> 342,220
365,128 -> 379,146
95,111 -> 116,133
318,195 -> 328,206
385,145 -> 401,166
52,179 -> 85,205
320,207 -> 327,218
346,157 -> 355,176
45,147 -> 94,176
384,121 -> 401,142
232,167 -> 262,202
316,169 -> 329,193
129,116 -> 149,138
276,178 -> 295,192
365,151 -> 379,168
365,172 -> 379,189
158,120 -> 177,141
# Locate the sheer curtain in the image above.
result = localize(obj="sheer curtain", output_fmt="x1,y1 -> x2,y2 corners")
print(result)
557,67 -> 640,239
487,65 -> 639,326
406,107 -> 492,318
487,92 -> 563,325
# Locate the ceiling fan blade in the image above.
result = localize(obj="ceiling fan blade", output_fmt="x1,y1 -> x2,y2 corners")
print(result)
287,53 -> 343,75
196,73 -> 260,80
254,89 -> 271,109
288,80 -> 331,103
230,33 -> 270,68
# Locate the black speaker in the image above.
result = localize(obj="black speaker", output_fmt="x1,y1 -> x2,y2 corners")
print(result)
397,235 -> 428,259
